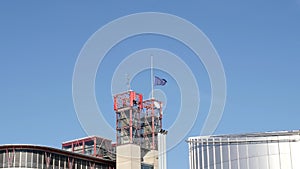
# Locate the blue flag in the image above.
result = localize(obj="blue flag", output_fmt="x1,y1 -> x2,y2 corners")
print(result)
154,76 -> 167,86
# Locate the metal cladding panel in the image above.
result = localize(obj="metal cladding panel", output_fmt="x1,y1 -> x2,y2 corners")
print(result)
158,133 -> 167,169
239,159 -> 248,169
290,140 -> 300,168
215,144 -> 221,164
238,144 -> 247,159
222,143 -> 229,164
269,155 -> 280,169
188,131 -> 300,169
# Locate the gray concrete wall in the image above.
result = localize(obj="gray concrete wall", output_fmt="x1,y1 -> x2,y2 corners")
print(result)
117,144 -> 141,169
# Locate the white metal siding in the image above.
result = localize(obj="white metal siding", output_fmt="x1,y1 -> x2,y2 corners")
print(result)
188,132 -> 300,169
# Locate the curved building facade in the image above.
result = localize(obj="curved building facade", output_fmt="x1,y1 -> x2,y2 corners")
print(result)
0,144 -> 115,169
188,130 -> 300,169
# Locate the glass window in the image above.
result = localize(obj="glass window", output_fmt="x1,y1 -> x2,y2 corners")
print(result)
85,140 -> 94,156
0,151 -> 4,168
95,163 -> 102,169
72,159 -> 77,169
12,151 -> 20,167
62,144 -> 73,152
78,159 -> 83,169
38,152 -> 43,169
26,151 -> 32,168
54,155 -> 59,167
74,142 -> 83,154
32,152 -> 37,168
60,156 -> 66,168
81,160 -> 87,169
141,163 -> 153,169
20,151 -> 26,167
0,148 -> 115,169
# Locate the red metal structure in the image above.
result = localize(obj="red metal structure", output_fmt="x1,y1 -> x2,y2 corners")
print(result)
141,98 -> 163,150
114,90 -> 143,145
113,90 -> 163,150
62,136 -> 114,160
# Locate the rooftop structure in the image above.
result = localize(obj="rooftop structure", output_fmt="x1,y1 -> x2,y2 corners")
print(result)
113,90 -> 165,169
0,144 -> 115,169
62,136 -> 115,161
0,90 -> 165,169
113,90 -> 163,150
188,130 -> 300,169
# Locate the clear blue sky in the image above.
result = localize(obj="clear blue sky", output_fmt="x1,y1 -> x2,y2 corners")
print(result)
1,1 -> 300,169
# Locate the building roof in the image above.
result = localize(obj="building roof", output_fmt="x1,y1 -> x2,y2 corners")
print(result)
62,135 -> 112,145
0,144 -> 115,165
187,130 -> 300,143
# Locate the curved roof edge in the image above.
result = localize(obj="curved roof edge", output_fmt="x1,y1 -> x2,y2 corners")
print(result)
0,144 -> 115,165
187,129 -> 300,141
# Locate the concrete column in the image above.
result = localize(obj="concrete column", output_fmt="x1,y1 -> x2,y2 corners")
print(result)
117,144 -> 141,169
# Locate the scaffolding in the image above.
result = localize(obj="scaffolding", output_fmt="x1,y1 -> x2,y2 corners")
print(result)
62,136 -> 115,160
141,99 -> 162,150
114,91 -> 143,145
113,90 -> 163,151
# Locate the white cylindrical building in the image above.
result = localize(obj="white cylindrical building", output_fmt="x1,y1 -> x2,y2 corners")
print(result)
188,130 -> 300,169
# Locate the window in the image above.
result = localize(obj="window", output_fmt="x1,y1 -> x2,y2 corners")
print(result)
32,152 -> 37,168
0,151 -> 4,168
26,151 -> 32,168
15,151 -> 20,167
20,151 -> 26,167
141,163 -> 154,169
60,156 -> 66,168
54,154 -> 59,167
38,152 -> 43,168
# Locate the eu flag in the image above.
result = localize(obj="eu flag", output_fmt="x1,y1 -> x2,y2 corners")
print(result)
154,76 -> 167,86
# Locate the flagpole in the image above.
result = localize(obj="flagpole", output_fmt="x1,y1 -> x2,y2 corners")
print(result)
151,55 -> 154,99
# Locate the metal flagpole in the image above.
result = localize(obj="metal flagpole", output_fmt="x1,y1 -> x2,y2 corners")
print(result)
151,55 -> 154,99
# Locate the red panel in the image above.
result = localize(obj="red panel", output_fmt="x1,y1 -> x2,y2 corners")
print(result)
113,96 -> 117,111
129,91 -> 135,106
139,94 -> 143,109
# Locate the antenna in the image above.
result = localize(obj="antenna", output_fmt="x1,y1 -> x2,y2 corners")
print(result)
126,74 -> 131,91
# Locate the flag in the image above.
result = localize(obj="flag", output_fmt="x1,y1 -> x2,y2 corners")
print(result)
154,76 -> 167,86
